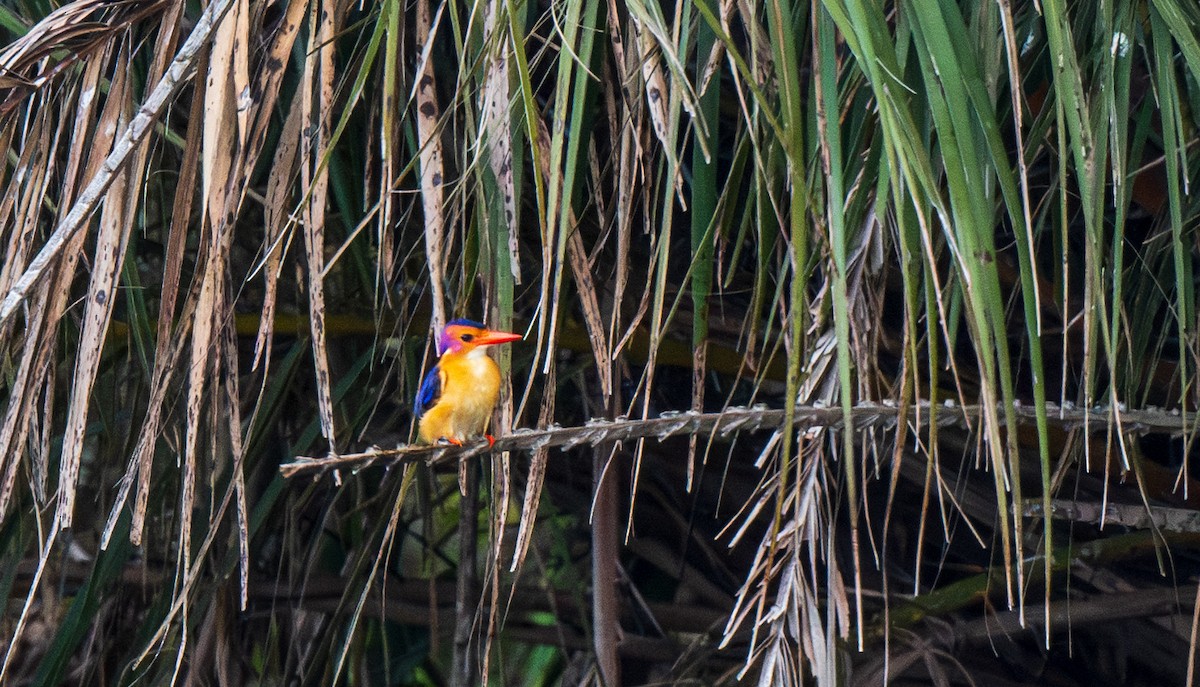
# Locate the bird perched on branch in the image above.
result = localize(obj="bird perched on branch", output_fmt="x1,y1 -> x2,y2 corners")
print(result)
414,318 -> 522,446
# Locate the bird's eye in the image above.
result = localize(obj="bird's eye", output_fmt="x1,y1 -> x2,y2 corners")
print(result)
460,333 -> 474,342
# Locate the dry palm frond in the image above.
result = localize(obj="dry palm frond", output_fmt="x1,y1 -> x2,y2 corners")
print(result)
2,0 -> 1200,684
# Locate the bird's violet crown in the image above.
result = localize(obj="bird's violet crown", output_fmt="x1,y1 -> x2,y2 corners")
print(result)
437,318 -> 487,355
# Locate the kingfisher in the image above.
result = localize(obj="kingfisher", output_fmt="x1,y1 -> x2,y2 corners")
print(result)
414,318 -> 522,446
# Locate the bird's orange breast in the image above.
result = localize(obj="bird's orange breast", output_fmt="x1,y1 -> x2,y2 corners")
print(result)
417,351 -> 502,443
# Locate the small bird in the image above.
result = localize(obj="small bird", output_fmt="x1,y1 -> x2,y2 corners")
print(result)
414,318 -> 522,446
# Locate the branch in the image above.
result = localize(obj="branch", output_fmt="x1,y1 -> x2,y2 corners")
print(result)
1025,499 -> 1200,533
870,528 -> 1200,644
280,401 -> 1194,479
955,586 -> 1189,642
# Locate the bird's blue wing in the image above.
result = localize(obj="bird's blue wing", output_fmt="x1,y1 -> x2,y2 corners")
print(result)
414,365 -> 444,419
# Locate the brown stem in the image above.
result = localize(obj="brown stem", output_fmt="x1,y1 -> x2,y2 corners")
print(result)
593,443 -> 622,686
452,461 -> 479,687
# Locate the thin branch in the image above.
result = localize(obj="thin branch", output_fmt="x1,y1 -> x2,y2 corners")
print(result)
956,587 -> 1189,642
280,402 -> 1195,479
9,562 -> 730,660
1026,499 -> 1200,534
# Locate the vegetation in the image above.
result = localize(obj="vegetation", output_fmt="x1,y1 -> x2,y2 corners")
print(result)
1,0 -> 1199,684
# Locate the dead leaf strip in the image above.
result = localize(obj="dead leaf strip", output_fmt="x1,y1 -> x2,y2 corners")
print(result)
0,0 -> 240,329
478,17 -> 520,284
280,402 -> 1196,479
414,0 -> 447,332
299,0 -> 339,447
55,45 -> 135,531
0,0 -> 169,114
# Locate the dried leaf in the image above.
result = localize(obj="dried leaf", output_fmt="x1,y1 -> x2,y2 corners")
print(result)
56,47 -> 134,530
0,0 -> 241,327
298,0 -> 340,447
414,0 -> 447,331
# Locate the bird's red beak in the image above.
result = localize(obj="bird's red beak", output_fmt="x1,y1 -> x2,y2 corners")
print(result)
475,329 -> 522,346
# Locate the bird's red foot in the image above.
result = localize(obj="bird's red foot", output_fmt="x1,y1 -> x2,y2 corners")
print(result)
436,437 -> 464,446
485,434 -> 495,448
